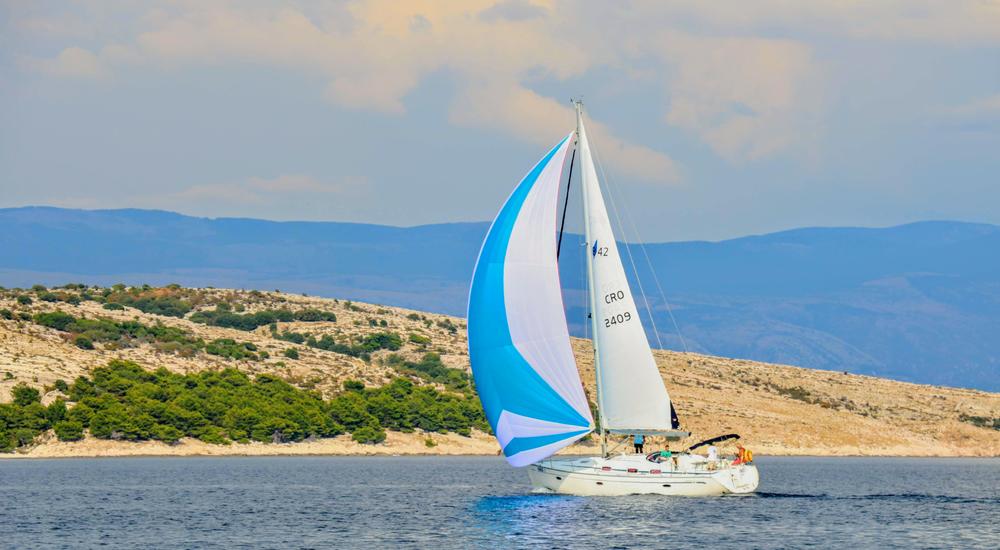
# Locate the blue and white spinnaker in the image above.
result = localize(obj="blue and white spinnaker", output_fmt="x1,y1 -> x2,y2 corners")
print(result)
467,134 -> 594,467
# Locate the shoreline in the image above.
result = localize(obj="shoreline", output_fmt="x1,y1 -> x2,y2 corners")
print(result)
6,452 -> 997,460
3,431 -> 996,460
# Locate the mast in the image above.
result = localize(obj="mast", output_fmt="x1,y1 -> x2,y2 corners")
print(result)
575,100 -> 608,457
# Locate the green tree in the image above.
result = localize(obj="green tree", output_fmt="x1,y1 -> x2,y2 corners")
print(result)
153,424 -> 183,443
12,384 -> 40,407
46,399 -> 67,424
54,420 -> 85,442
13,428 -> 37,447
329,392 -> 372,431
351,420 -> 386,444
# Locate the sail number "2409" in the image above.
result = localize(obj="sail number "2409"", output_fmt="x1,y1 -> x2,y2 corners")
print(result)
604,311 -> 632,327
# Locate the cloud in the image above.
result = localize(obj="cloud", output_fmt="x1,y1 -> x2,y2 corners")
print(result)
623,1 -> 1000,45
21,0 -> 995,173
450,82 -> 679,182
655,33 -> 823,161
10,2 -> 681,182
24,46 -> 106,78
478,0 -> 548,22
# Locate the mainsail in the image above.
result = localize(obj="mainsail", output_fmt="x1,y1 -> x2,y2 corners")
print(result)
577,108 -> 676,434
467,134 -> 594,467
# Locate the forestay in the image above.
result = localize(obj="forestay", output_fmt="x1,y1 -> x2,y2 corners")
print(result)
577,113 -> 676,433
467,134 -> 594,467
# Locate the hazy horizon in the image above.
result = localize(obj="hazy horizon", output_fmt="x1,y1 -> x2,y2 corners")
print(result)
5,204 -> 999,244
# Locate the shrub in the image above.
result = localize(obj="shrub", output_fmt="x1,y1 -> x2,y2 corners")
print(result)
295,309 -> 337,322
197,426 -> 230,445
385,353 -> 470,390
205,339 -> 259,361
34,311 -> 76,331
350,422 -> 386,444
360,332 -> 402,352
408,333 -> 431,345
54,420 -> 85,442
14,428 -> 37,447
12,384 -> 41,407
54,379 -> 69,393
46,399 -> 67,424
33,311 -> 210,358
0,309 -> 13,320
283,348 -> 299,360
343,380 -> 365,392
436,319 -> 458,334
74,335 -> 95,350
16,295 -> 32,306
102,302 -> 125,311
153,424 -> 183,444
191,307 -> 337,331
102,287 -> 192,317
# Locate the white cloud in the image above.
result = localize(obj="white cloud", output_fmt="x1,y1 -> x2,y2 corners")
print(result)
12,1 -> 679,183
16,0 -> 996,174
24,46 -> 106,78
655,33 -> 823,161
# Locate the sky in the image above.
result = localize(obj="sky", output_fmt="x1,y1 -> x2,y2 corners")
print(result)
1,1 -> 999,241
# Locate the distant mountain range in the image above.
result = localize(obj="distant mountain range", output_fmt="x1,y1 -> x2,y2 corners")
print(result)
3,206 -> 998,391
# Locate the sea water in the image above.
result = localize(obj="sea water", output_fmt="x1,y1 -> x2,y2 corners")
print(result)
1,456 -> 997,549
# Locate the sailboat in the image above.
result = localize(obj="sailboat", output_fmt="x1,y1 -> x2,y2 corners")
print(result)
467,101 -> 759,496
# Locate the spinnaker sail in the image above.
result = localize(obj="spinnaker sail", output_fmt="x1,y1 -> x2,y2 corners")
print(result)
467,134 -> 594,467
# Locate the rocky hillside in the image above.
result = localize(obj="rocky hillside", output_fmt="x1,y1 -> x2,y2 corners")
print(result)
6,207 -> 999,390
1,284 -> 997,457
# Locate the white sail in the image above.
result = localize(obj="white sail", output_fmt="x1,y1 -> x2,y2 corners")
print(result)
577,108 -> 675,433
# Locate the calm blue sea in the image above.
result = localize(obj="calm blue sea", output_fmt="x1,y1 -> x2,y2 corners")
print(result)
1,456 -> 997,549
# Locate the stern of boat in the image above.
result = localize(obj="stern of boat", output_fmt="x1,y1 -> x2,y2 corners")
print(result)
716,463 -> 759,494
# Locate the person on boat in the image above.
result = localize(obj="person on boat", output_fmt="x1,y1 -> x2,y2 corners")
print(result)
651,447 -> 672,463
633,434 -> 644,454
707,445 -> 718,461
733,445 -> 753,465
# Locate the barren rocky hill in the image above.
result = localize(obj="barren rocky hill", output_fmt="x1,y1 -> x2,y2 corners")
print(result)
1,285 -> 997,457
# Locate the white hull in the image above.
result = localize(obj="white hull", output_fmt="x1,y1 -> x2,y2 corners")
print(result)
528,453 -> 759,496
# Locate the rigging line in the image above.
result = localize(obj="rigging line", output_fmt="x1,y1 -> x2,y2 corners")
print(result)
590,142 -> 690,354
556,144 -> 578,259
610,184 -> 691,354
588,134 -> 665,351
